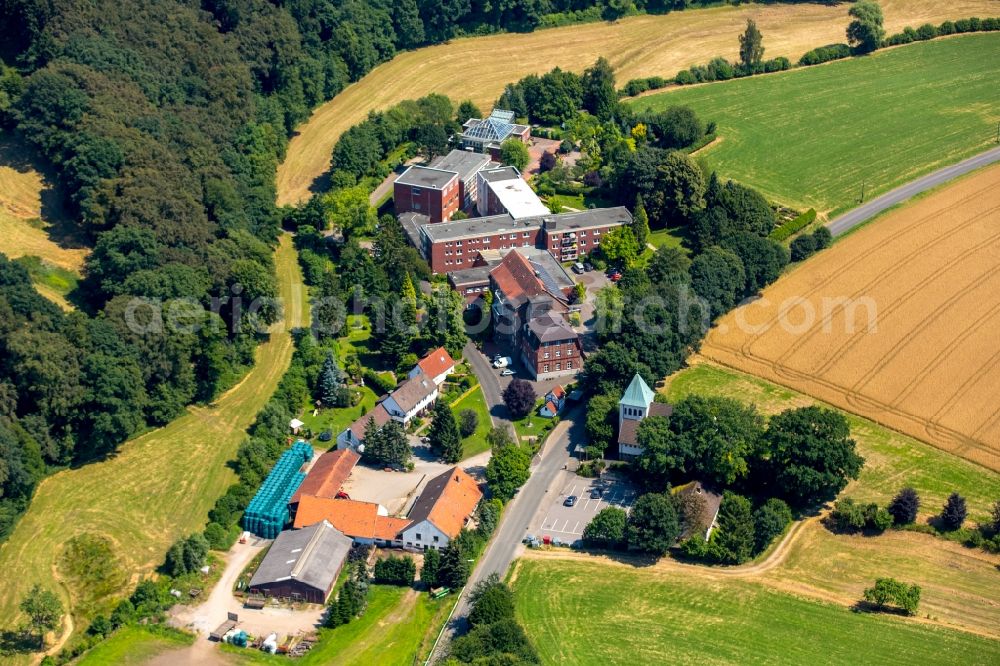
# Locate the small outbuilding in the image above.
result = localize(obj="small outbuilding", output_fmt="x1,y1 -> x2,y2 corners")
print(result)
247,520 -> 352,604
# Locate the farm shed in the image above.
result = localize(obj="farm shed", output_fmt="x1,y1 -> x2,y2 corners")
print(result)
243,441 -> 313,538
248,520 -> 352,604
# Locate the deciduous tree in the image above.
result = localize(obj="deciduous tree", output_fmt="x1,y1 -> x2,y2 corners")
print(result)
467,573 -> 515,627
485,441 -> 531,501
584,506 -> 628,549
627,492 -> 679,556
502,379 -> 536,419
20,584 -> 63,648
739,19 -> 765,70
459,409 -> 478,438
752,498 -> 792,554
499,138 -> 530,171
582,57 -> 618,121
765,406 -> 863,507
847,0 -> 885,53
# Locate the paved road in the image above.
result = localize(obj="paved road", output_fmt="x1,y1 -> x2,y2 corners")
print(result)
826,145 -> 1000,237
463,340 -> 511,430
428,408 -> 582,663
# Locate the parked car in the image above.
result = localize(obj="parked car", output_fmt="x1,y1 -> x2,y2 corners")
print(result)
572,262 -> 585,274
564,495 -> 578,507
492,356 -> 512,368
500,368 -> 515,376
590,488 -> 603,499
608,271 -> 622,282
583,262 -> 593,272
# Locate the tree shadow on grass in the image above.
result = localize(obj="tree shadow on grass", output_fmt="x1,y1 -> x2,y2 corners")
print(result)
0,628 -> 40,657
0,132 -> 88,251
851,600 -> 913,617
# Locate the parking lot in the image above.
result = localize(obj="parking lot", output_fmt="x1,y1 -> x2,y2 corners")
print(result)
534,472 -> 637,543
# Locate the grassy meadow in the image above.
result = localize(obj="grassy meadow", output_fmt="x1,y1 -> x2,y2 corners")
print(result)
451,386 -> 494,458
632,33 -> 1000,216
0,236 -> 307,652
76,626 -> 195,665
512,557 -> 1000,665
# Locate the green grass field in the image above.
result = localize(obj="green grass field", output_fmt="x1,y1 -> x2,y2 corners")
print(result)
76,626 -> 194,665
512,558 -> 1000,665
299,385 -> 380,439
0,236 -> 307,655
666,362 -> 1000,520
451,386 -> 493,459
220,586 -> 449,665
632,34 -> 1000,216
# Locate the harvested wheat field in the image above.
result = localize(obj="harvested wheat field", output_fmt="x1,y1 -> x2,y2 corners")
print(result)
276,0 -> 998,204
703,165 -> 1000,471
0,133 -> 86,272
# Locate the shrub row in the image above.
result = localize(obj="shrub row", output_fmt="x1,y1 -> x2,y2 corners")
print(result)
790,226 -> 832,262
828,498 -> 894,533
884,16 -> 1000,47
373,555 -> 416,586
797,43 -> 852,67
363,367 -> 397,395
769,208 -> 816,242
674,56 -> 791,86
618,75 -> 669,97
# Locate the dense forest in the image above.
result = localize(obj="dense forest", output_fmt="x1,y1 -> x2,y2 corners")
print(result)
0,0 -> 700,541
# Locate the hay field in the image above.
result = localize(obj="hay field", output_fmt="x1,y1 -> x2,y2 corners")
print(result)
702,164 -> 1000,472
275,0 -> 998,204
0,235 -> 307,650
631,33 -> 1000,216
0,133 -> 86,272
512,554 -> 1000,665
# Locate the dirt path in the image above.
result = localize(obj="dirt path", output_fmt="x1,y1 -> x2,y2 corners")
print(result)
521,512 -> 820,579
170,540 -> 267,637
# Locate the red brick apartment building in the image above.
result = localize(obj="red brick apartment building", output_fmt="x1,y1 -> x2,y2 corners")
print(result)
393,150 -> 495,223
521,313 -> 582,380
400,207 -> 632,274
393,166 -> 460,223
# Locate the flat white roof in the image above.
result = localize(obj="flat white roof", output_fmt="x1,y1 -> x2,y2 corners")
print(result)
487,178 -> 550,220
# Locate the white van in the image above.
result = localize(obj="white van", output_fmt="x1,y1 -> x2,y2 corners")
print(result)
492,356 -> 512,368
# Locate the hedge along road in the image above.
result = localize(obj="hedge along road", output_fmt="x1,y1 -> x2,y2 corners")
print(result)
274,0 -> 999,205
0,234 -> 308,657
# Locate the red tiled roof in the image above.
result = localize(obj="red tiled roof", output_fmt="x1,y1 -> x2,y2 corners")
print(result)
417,347 -> 456,379
544,400 -> 558,414
373,516 -> 412,540
293,496 -> 379,537
550,385 -> 565,399
648,402 -> 673,418
407,467 -> 483,538
290,449 -> 360,505
618,419 -> 640,446
490,251 -> 545,302
346,402 -> 391,441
